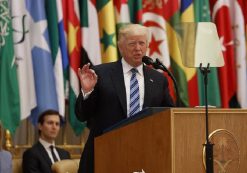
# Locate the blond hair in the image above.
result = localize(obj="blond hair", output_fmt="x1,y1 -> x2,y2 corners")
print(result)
118,24 -> 150,44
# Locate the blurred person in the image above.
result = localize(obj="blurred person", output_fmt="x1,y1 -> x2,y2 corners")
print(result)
75,24 -> 174,173
0,125 -> 12,173
22,110 -> 71,173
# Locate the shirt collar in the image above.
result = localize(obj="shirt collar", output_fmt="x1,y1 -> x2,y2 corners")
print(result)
121,58 -> 143,76
39,138 -> 55,150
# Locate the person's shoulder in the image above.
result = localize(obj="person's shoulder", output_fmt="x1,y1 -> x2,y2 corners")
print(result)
0,150 -> 12,159
93,61 -> 118,70
144,65 -> 165,78
23,147 -> 35,157
23,142 -> 41,156
93,61 -> 120,74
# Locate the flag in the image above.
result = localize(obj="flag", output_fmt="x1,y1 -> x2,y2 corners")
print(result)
80,0 -> 101,66
56,0 -> 69,99
239,1 -> 247,49
210,0 -> 237,108
45,0 -> 65,117
0,0 -> 20,134
114,0 -> 131,31
11,0 -> 37,120
97,0 -> 118,63
113,0 -> 131,58
194,0 -> 221,107
63,0 -> 85,135
227,0 -> 247,108
128,0 -> 142,23
165,0 -> 189,106
26,0 -> 59,123
142,1 -> 176,101
142,1 -> 170,67
180,0 -> 199,107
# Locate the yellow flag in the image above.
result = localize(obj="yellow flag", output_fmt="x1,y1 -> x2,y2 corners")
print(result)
97,0 -> 118,63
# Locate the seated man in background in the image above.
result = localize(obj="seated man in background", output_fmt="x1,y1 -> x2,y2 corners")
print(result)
0,126 -> 12,173
22,110 -> 71,173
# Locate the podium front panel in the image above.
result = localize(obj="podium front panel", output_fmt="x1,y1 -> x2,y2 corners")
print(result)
95,108 -> 247,173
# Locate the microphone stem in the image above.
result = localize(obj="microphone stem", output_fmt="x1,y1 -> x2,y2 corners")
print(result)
159,64 -> 180,107
155,59 -> 180,106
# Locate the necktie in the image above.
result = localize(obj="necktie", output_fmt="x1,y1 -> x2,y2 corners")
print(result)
129,68 -> 140,116
50,145 -> 58,162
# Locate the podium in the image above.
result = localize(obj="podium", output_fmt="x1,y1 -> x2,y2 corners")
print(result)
95,108 -> 247,173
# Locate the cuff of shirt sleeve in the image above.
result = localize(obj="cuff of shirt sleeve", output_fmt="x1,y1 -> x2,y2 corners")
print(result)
81,88 -> 93,100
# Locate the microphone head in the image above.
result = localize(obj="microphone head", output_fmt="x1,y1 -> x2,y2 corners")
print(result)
142,56 -> 154,65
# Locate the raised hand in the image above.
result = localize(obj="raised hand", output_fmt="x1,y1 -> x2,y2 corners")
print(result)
77,63 -> 98,94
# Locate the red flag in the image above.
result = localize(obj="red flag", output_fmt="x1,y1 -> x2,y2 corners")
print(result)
142,0 -> 177,102
210,0 -> 237,108
62,0 -> 85,135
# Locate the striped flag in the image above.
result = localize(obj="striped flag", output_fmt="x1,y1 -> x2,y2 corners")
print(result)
56,0 -> 69,99
63,0 -> 85,135
114,0 -> 130,26
194,0 -> 221,107
166,0 -> 189,106
11,0 -> 37,120
0,0 -> 20,134
45,0 -> 65,117
180,0 -> 199,107
128,0 -> 142,23
97,0 -> 118,63
80,0 -> 101,66
113,0 -> 131,58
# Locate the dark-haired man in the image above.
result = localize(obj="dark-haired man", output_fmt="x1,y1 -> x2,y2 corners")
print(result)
22,110 -> 71,173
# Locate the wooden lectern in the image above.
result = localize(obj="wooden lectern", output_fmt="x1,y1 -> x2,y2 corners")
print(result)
95,108 -> 247,173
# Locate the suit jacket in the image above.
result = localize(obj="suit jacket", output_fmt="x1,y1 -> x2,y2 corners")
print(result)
22,141 -> 71,173
0,150 -> 12,173
75,60 -> 174,173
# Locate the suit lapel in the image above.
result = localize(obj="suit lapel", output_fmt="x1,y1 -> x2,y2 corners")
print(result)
37,142 -> 53,166
143,66 -> 154,108
110,60 -> 127,116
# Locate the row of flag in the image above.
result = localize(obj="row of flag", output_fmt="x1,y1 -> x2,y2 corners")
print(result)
0,0 -> 247,135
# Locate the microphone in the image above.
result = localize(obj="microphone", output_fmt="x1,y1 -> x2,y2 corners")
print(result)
142,56 -> 181,107
142,56 -> 154,65
142,56 -> 161,70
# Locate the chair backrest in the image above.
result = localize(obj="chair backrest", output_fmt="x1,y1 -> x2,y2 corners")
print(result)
12,158 -> 22,173
51,159 -> 80,173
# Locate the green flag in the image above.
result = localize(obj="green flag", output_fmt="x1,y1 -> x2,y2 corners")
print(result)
45,0 -> 65,118
97,0 -> 118,63
128,0 -> 142,24
0,0 -> 20,134
194,0 -> 221,107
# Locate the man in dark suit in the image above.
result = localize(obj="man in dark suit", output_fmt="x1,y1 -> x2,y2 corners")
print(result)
22,110 -> 71,173
75,24 -> 174,173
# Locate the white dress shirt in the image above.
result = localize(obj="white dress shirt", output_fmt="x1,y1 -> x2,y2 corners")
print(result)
39,138 -> 61,164
122,58 -> 144,117
82,58 -> 145,117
